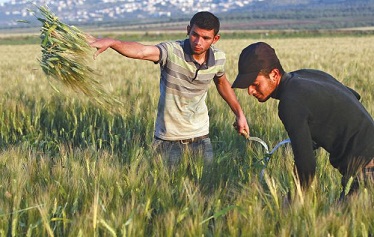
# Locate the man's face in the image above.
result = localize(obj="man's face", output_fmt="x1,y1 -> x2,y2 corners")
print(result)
247,73 -> 278,102
187,24 -> 220,55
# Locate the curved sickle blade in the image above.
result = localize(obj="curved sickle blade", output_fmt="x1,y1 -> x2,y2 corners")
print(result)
246,136 -> 269,154
268,138 -> 291,155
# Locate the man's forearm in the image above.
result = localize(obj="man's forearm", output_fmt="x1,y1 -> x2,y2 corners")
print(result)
109,41 -> 149,59
215,76 -> 249,135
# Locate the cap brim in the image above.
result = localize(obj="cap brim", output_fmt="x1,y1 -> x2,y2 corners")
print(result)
231,72 -> 258,89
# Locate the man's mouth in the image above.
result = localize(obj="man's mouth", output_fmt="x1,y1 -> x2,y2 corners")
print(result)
193,46 -> 202,52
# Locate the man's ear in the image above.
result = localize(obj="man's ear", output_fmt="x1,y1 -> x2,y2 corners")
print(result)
212,34 -> 220,44
187,25 -> 191,35
270,68 -> 281,82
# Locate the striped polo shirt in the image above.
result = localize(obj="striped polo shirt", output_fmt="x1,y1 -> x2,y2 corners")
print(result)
155,39 -> 226,140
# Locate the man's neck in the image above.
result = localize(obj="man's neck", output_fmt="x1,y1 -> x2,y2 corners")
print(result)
192,52 -> 207,65
271,72 -> 288,99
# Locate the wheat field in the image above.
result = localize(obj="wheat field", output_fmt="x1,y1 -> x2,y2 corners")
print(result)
0,35 -> 373,236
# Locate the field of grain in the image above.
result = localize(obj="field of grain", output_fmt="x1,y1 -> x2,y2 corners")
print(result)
0,35 -> 373,236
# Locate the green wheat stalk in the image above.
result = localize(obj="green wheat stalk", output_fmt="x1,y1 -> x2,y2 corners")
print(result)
35,5 -> 123,112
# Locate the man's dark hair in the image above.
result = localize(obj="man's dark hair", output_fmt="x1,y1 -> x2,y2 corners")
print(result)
190,11 -> 220,35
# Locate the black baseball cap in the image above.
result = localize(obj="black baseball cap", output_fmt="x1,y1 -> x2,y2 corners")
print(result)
232,42 -> 280,89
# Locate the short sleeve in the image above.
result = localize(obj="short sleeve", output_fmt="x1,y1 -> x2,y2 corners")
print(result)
155,42 -> 169,66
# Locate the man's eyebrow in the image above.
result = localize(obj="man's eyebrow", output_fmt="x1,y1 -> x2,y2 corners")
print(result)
191,30 -> 213,39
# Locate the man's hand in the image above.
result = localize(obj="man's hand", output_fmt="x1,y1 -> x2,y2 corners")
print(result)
233,116 -> 250,138
88,37 -> 116,59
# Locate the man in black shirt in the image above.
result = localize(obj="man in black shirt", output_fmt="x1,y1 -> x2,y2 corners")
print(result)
232,42 -> 374,199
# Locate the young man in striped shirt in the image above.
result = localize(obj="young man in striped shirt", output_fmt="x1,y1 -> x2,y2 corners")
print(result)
89,12 -> 249,166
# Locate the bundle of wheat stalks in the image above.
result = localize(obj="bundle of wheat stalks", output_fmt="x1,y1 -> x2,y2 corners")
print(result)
36,6 -> 122,111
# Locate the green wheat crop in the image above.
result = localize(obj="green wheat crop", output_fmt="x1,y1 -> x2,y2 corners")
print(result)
0,34 -> 373,236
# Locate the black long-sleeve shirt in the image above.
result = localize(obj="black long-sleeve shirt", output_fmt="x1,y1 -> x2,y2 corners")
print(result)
272,69 -> 374,188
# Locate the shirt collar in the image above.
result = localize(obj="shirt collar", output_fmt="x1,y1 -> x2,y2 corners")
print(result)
183,39 -> 215,67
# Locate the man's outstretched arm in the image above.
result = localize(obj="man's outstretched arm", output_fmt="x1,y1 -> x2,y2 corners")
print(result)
88,37 -> 160,62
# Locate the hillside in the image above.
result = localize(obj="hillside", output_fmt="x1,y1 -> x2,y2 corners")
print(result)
0,0 -> 373,31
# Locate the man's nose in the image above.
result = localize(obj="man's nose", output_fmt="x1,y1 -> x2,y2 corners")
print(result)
194,36 -> 201,45
248,86 -> 255,96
